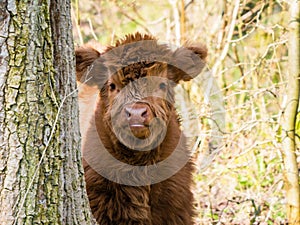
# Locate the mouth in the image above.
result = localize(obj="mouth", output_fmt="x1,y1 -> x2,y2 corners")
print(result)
129,124 -> 147,128
127,123 -> 150,139
112,118 -> 167,151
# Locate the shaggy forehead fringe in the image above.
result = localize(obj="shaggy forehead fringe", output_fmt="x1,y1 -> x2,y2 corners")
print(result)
115,32 -> 157,46
103,33 -> 173,82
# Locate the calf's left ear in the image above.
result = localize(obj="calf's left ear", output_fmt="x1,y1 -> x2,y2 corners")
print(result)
168,44 -> 208,83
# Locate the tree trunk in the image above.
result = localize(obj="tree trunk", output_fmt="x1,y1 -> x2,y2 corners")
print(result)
281,0 -> 300,224
0,0 -> 95,224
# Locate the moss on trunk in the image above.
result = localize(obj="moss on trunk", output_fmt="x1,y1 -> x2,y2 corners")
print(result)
0,0 -> 95,224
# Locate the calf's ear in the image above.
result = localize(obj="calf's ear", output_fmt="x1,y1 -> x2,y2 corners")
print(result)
168,44 -> 208,83
75,46 -> 108,88
75,46 -> 100,81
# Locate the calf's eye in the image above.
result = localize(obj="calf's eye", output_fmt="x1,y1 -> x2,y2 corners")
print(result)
109,83 -> 116,91
159,82 -> 167,91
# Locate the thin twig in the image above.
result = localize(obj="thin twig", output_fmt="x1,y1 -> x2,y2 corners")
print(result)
113,1 -> 152,34
212,0 -> 240,76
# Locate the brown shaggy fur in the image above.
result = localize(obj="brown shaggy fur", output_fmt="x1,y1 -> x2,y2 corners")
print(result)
76,33 -> 207,225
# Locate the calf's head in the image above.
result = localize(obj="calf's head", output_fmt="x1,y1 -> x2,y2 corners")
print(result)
76,33 -> 207,152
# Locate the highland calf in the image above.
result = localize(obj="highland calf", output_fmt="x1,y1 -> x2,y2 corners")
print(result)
76,33 -> 207,225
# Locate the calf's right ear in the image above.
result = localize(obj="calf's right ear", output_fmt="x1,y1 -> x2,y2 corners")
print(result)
75,46 -> 101,82
75,46 -> 108,89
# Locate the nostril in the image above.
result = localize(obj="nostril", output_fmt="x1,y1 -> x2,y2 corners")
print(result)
125,108 -> 131,118
141,109 -> 148,118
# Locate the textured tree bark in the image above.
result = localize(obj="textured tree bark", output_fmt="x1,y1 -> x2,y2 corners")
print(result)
0,0 -> 95,224
281,0 -> 300,224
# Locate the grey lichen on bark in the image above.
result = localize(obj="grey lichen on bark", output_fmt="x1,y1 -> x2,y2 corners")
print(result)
0,0 -> 95,224
0,0 -> 10,172
49,0 -> 95,224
